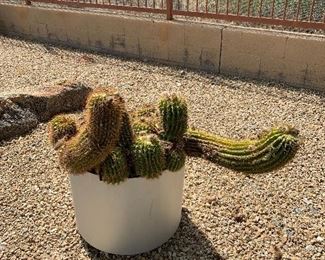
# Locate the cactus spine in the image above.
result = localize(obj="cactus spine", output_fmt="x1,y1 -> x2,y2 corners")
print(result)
48,115 -> 77,148
131,135 -> 165,178
159,94 -> 188,141
58,88 -> 124,174
184,126 -> 299,173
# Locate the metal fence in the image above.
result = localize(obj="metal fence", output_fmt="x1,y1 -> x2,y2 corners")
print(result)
27,0 -> 325,30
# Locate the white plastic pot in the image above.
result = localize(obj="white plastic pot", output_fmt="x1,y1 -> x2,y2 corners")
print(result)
69,167 -> 185,255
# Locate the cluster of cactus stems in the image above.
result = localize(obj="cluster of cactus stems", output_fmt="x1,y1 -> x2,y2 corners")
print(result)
48,87 -> 299,184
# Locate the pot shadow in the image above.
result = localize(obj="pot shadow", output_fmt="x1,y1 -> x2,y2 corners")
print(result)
81,208 -> 223,259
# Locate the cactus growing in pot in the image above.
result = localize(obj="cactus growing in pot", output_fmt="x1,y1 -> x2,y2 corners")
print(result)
49,88 -> 299,177
47,87 -> 299,255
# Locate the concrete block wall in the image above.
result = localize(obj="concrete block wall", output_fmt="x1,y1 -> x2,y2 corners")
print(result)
221,28 -> 325,90
0,4 -> 324,91
0,4 -> 221,71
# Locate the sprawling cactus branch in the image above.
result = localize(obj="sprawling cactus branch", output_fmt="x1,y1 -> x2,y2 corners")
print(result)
184,126 -> 299,173
48,87 -> 299,182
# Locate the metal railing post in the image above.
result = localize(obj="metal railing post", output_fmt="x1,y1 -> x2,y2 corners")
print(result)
166,0 -> 173,20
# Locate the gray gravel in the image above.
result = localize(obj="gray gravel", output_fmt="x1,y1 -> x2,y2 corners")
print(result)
1,36 -> 325,259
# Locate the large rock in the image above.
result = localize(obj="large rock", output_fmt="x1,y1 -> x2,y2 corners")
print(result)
8,81 -> 91,122
0,81 -> 91,141
0,98 -> 38,141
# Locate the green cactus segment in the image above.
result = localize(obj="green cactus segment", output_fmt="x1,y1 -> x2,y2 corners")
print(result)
48,115 -> 77,147
159,94 -> 188,141
119,112 -> 135,149
187,125 -> 297,150
131,135 -> 165,178
86,89 -> 124,148
118,111 -> 137,177
99,148 -> 129,184
166,148 -> 186,172
59,89 -> 124,174
184,126 -> 299,173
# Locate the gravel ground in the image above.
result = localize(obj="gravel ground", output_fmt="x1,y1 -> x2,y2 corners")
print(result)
1,36 -> 325,259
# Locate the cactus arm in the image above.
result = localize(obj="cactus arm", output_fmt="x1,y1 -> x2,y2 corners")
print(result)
184,126 -> 299,173
118,111 -> 137,177
119,112 -> 135,149
159,94 -> 188,141
58,88 -> 123,174
166,148 -> 186,172
48,115 -> 77,149
131,135 -> 165,179
186,125 -> 296,149
99,148 -> 129,184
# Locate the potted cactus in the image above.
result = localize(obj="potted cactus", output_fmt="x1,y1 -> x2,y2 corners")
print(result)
48,87 -> 299,255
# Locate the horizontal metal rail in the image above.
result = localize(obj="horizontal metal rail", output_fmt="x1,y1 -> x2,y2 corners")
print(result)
173,10 -> 325,30
27,0 -> 325,30
30,0 -> 166,14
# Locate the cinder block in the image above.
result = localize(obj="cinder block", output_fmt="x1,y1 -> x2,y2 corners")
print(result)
281,61 -> 308,86
185,23 -> 222,49
222,29 -> 287,59
259,57 -> 286,81
0,5 -> 30,34
221,50 -> 260,78
124,19 -> 158,40
167,43 -> 186,65
136,37 -> 161,59
165,22 -> 185,46
305,64 -> 325,90
284,36 -> 325,66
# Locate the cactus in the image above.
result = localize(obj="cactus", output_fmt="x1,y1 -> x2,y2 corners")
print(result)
99,148 -> 129,184
48,115 -> 77,148
166,148 -> 186,172
131,135 -> 165,178
132,104 -> 160,135
58,88 -> 124,174
48,88 -> 300,180
118,111 -> 136,177
184,126 -> 299,173
159,94 -> 188,141
119,111 -> 135,149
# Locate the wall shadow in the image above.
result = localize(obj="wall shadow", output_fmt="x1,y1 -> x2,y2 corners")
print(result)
81,208 -> 222,259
